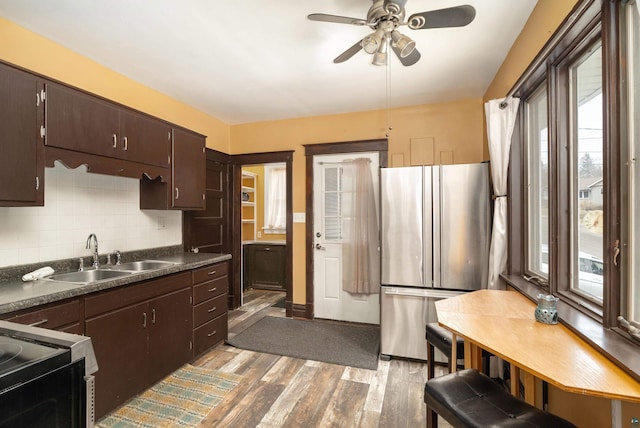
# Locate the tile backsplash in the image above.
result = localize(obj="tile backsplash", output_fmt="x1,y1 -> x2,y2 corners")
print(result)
0,162 -> 182,268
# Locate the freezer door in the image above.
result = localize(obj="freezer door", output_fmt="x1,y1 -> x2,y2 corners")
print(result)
381,167 -> 424,287
436,163 -> 491,290
380,286 -> 463,360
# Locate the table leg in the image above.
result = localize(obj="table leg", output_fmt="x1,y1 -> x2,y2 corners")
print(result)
523,371 -> 536,406
611,399 -> 622,428
451,333 -> 458,373
510,365 -> 520,397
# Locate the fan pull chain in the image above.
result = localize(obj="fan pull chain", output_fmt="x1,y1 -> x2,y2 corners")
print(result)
385,46 -> 392,138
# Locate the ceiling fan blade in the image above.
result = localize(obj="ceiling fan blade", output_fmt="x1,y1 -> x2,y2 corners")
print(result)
392,45 -> 421,66
407,5 -> 476,30
308,13 -> 367,26
333,39 -> 364,63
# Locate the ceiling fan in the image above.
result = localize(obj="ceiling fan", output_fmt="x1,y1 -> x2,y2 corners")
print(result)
308,0 -> 476,66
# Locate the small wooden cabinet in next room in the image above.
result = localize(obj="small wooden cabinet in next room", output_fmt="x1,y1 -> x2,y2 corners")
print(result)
192,261 -> 229,357
243,243 -> 286,291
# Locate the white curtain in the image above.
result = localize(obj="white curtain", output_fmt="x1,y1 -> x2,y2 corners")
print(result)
265,166 -> 286,231
342,158 -> 380,294
485,97 -> 520,289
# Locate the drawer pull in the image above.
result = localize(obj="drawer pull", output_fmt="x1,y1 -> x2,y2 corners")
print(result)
207,330 -> 217,337
207,307 -> 217,313
29,319 -> 48,327
207,270 -> 217,275
208,287 -> 217,292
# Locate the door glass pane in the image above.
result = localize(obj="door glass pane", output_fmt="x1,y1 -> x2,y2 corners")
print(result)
323,167 -> 342,240
628,2 -> 640,323
526,85 -> 549,277
571,42 -> 604,301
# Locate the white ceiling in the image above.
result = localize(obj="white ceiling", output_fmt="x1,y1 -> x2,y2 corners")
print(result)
0,0 -> 537,125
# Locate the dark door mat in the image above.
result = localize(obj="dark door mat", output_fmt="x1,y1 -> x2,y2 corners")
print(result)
227,316 -> 380,370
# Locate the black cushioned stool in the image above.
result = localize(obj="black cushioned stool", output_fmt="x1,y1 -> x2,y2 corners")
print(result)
425,323 -> 465,380
424,369 -> 577,428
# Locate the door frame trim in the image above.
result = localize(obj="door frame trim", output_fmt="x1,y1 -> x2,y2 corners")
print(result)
231,151 -> 294,316
303,139 -> 388,319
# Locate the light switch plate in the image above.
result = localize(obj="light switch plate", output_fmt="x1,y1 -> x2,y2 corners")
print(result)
293,212 -> 306,223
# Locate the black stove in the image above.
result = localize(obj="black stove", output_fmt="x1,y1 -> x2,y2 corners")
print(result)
0,320 -> 98,428
0,334 -> 70,392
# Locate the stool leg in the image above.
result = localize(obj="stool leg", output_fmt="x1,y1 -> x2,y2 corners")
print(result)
427,343 -> 435,379
426,405 -> 438,428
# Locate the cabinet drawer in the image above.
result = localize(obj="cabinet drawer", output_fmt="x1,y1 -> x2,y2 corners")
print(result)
85,272 -> 190,318
193,294 -> 227,327
193,262 -> 228,284
193,276 -> 228,305
4,299 -> 82,331
193,313 -> 228,356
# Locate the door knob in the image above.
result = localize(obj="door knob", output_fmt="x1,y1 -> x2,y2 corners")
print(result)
316,232 -> 322,238
315,243 -> 325,250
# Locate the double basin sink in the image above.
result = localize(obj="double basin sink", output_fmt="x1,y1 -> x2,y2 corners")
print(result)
45,260 -> 177,284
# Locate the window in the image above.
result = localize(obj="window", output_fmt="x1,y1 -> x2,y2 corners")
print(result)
507,0 -> 639,347
525,84 -> 549,279
570,43 -> 604,302
263,164 -> 286,234
624,0 -> 640,326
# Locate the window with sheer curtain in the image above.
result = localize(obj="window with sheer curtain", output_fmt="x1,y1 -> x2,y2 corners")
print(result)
263,164 -> 286,234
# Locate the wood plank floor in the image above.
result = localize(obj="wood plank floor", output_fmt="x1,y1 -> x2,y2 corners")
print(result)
191,289 -> 452,428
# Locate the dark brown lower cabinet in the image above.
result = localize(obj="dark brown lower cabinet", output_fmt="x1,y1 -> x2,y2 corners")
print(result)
85,273 -> 193,419
243,243 -> 286,290
1,299 -> 83,334
192,261 -> 229,357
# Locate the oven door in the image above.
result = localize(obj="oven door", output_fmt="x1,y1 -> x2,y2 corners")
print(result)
0,359 -> 86,428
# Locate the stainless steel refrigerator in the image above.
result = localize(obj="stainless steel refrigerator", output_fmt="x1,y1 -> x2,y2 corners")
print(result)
380,163 -> 491,360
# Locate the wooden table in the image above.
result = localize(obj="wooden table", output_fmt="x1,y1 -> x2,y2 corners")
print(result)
435,290 -> 640,428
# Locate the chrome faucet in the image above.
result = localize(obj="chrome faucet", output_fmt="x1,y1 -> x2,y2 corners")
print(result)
86,233 -> 99,269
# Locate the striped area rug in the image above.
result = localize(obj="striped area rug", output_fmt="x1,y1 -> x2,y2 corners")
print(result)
97,364 -> 241,427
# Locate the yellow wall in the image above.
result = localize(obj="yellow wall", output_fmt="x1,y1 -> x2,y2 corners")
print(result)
0,17 -> 230,152
230,99 -> 485,304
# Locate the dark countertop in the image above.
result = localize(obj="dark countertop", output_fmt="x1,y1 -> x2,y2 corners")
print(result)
0,252 -> 231,315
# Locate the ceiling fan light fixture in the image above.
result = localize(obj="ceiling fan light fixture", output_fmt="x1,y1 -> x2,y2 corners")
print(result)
362,28 -> 386,54
391,30 -> 415,58
372,38 -> 388,66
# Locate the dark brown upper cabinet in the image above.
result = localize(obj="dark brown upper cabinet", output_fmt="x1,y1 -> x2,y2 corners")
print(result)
0,63 -> 44,206
45,82 -> 170,168
140,128 -> 206,210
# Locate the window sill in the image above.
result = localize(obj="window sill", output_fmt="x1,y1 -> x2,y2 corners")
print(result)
263,229 -> 285,235
501,274 -> 640,382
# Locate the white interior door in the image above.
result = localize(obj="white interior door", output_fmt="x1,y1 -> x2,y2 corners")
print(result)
313,152 -> 380,324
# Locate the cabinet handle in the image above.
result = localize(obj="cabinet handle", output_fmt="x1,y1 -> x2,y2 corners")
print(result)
207,270 -> 217,275
265,247 -> 270,251
175,187 -> 179,200
40,125 -> 46,139
123,136 -> 128,151
207,307 -> 217,313
36,93 -> 40,106
28,319 -> 48,327
152,308 -> 156,324
207,330 -> 217,337
112,134 -> 117,148
208,287 -> 217,293
142,312 -> 147,328
35,176 -> 39,190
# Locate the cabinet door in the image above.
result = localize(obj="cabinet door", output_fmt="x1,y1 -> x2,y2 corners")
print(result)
172,128 -> 205,209
119,110 -> 171,168
0,63 -> 42,205
85,302 -> 148,419
252,245 -> 286,289
147,288 -> 193,385
45,83 -> 121,158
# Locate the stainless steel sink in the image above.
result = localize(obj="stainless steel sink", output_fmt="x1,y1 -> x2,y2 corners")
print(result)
47,269 -> 132,284
108,260 -> 176,271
